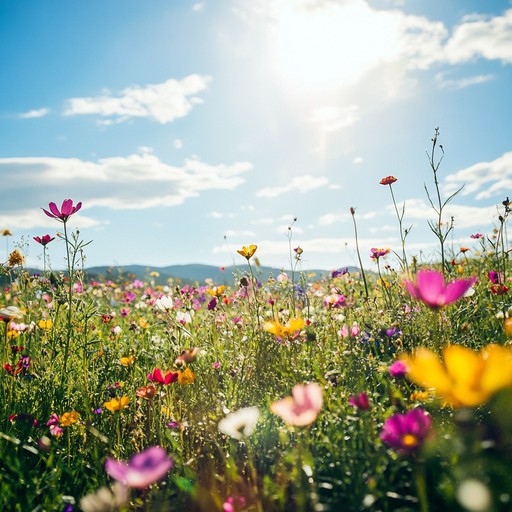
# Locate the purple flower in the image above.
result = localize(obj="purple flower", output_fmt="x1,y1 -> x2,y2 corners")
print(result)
388,360 -> 408,378
42,199 -> 82,222
105,446 -> 173,489
470,233 -> 483,239
488,271 -> 503,284
381,408 -> 431,454
331,268 -> 349,278
403,270 -> 476,309
33,234 -> 55,246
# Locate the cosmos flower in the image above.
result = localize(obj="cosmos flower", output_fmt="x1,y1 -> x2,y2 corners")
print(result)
349,392 -> 371,410
105,446 -> 174,489
381,408 -> 431,454
271,383 -> 323,426
147,368 -> 178,385
403,270 -> 477,309
33,234 -> 55,246
402,344 -> 512,407
218,406 -> 260,440
370,248 -> 390,260
42,199 -> 82,222
388,360 -> 408,378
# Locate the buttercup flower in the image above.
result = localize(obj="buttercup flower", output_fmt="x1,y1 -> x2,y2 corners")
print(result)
42,199 -> 82,222
403,270 -> 476,308
218,406 -> 260,440
119,356 -> 135,366
177,367 -> 196,384
381,408 -> 431,454
60,411 -> 79,427
263,317 -> 305,341
380,176 -> 397,185
271,383 -> 323,426
105,446 -> 174,489
236,244 -> 257,260
8,250 -> 24,266
33,234 -> 55,246
402,344 -> 512,407
104,396 -> 130,412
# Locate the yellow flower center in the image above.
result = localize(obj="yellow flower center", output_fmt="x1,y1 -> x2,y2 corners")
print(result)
402,434 -> 418,447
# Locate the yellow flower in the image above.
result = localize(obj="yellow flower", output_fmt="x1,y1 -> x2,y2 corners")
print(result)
504,318 -> 512,338
104,396 -> 130,412
60,411 -> 79,427
402,344 -> 512,407
150,271 -> 160,277
178,368 -> 196,385
8,249 -> 24,267
138,318 -> 149,329
38,319 -> 53,330
409,391 -> 431,402
2,229 -> 12,236
236,244 -> 257,260
119,356 -> 135,366
263,317 -> 305,340
207,285 -> 225,297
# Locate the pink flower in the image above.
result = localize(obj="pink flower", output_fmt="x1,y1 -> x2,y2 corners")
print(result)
33,234 -> 55,246
349,392 -> 371,410
105,446 -> 173,489
403,270 -> 476,309
388,360 -> 408,378
147,368 -> 178,385
271,383 -> 323,426
381,408 -> 432,454
46,413 -> 63,436
42,199 -> 82,222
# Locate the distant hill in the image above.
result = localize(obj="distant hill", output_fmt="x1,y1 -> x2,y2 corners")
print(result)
83,263 -> 359,285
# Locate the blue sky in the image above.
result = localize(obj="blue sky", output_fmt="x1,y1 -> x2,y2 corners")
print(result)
1,0 -> 512,272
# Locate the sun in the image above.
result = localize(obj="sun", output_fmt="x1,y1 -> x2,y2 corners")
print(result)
269,0 -> 401,92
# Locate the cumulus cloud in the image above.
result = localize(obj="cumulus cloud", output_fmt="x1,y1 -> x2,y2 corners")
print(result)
0,151 -> 252,227
444,151 -> 512,200
17,108 -> 50,119
63,74 -> 211,124
256,175 -> 329,198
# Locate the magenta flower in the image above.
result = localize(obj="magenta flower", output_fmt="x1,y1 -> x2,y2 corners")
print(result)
42,199 -> 82,222
381,408 -> 432,454
403,270 -> 476,309
388,360 -> 408,378
370,248 -> 390,260
349,392 -> 371,410
105,446 -> 173,489
33,234 -> 55,246
147,368 -> 178,385
271,383 -> 323,426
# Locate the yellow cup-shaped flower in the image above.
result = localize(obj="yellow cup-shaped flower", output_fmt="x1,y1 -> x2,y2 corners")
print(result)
237,245 -> 257,260
120,356 -> 135,366
178,368 -> 196,385
38,319 -> 53,330
402,344 -> 512,407
60,411 -> 79,427
104,396 -> 130,412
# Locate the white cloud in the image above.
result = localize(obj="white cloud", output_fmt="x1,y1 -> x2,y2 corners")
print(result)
18,108 -> 50,119
0,152 -> 252,226
436,72 -> 494,90
0,210 -> 101,230
192,3 -> 205,12
309,105 -> 359,132
395,198 -> 500,229
318,210 -> 375,226
63,74 -> 211,124
444,151 -> 512,200
275,225 -> 304,235
445,9 -> 512,64
256,175 -> 329,198
224,229 -> 256,237
173,138 -> 183,149
250,218 -> 274,225
353,156 -> 363,165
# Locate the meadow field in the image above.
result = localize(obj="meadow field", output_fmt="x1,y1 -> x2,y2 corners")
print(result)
2,159 -> 512,512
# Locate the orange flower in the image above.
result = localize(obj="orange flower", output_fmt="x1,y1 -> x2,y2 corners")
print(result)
236,245 -> 257,260
380,176 -> 397,185
178,368 -> 196,385
136,385 -> 157,400
120,356 -> 135,366
60,411 -> 79,427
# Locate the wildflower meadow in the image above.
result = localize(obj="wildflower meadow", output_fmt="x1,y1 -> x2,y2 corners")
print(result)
3,133 -> 512,512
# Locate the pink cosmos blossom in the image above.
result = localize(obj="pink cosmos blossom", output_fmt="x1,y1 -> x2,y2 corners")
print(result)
403,270 -> 476,309
105,446 -> 173,489
388,360 -> 408,378
42,199 -> 82,222
33,234 -> 55,246
271,383 -> 323,426
349,392 -> 371,410
381,408 -> 432,454
147,368 -> 178,385
46,414 -> 63,436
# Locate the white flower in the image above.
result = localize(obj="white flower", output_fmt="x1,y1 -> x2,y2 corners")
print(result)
218,407 -> 260,440
155,295 -> 174,311
176,311 -> 193,324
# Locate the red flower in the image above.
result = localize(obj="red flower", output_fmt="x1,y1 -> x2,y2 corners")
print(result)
33,234 -> 55,246
147,368 -> 178,385
42,199 -> 82,222
380,176 -> 397,185
491,284 -> 509,295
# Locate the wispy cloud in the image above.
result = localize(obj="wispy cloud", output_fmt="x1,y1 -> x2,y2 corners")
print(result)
0,151 -> 252,226
18,108 -> 50,119
436,72 -> 494,90
309,105 -> 359,132
444,151 -> 512,200
63,75 -> 211,124
256,175 -> 329,198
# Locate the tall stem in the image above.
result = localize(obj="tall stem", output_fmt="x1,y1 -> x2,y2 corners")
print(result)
350,208 -> 369,299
